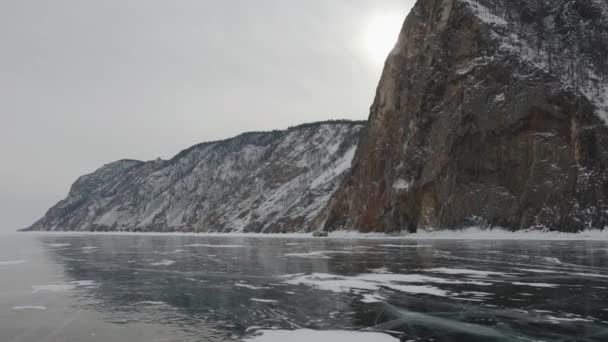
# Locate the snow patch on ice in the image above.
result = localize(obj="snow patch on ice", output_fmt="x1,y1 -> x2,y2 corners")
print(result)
236,282 -> 270,290
244,329 -> 399,342
512,282 -> 559,288
12,306 -> 47,310
137,301 -> 166,305
572,273 -> 608,279
284,250 -> 354,259
360,293 -> 387,303
284,251 -> 331,259
47,243 -> 70,248
515,268 -> 560,274
543,257 -> 562,264
380,244 -> 431,248
546,315 -> 593,323
69,280 -> 98,287
150,259 -> 175,266
282,272 -> 488,298
184,244 -> 244,248
30,281 -> 96,293
251,298 -> 278,304
370,267 -> 391,274
426,268 -> 512,277
0,260 -> 26,266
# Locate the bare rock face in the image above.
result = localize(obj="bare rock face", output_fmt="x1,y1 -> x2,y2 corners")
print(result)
26,121 -> 363,232
324,0 -> 608,232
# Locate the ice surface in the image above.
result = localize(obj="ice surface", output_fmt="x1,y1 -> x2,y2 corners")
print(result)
32,284 -> 75,293
244,329 -> 399,342
4,234 -> 606,341
32,280 -> 100,292
12,306 -> 47,310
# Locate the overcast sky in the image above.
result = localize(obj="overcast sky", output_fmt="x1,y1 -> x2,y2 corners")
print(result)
0,0 -> 415,231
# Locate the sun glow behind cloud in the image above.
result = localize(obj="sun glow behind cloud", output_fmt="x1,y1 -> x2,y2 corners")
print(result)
364,13 -> 406,64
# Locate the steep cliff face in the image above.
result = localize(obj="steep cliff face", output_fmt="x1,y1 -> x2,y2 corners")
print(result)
27,121 -> 364,232
325,0 -> 608,232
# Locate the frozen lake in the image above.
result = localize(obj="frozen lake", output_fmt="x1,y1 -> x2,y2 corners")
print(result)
1,233 -> 607,341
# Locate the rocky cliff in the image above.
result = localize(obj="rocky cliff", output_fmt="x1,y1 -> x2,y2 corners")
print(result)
324,0 -> 608,232
26,121 -> 364,232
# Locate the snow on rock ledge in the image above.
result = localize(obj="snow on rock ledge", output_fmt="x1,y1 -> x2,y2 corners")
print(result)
460,0 -> 608,124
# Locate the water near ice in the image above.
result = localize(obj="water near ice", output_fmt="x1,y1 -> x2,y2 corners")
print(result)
1,233 -> 607,341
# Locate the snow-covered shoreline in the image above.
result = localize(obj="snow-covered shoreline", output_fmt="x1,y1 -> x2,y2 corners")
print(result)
11,227 -> 608,241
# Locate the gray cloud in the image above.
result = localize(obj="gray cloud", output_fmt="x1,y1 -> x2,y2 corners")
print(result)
0,0 -> 415,231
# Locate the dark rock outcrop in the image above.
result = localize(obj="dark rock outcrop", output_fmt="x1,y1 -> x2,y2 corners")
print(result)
324,0 -> 608,232
26,121 -> 364,232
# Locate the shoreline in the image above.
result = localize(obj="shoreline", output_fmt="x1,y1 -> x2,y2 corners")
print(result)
8,228 -> 608,241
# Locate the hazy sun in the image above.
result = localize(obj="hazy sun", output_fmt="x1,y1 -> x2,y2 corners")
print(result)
364,13 -> 404,63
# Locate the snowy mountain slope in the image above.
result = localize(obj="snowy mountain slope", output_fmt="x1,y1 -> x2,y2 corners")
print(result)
26,121 -> 364,232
